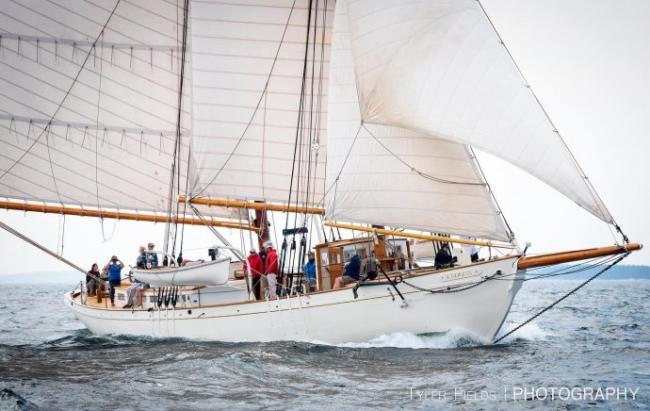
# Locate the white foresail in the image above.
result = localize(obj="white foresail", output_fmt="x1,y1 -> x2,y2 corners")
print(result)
337,0 -> 614,225
0,0 -> 231,217
326,0 -> 512,242
188,0 -> 333,208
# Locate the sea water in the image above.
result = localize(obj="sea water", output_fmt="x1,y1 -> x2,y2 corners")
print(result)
0,279 -> 648,410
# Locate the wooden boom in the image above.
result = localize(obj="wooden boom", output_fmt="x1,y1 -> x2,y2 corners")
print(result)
0,200 -> 259,231
323,221 -> 517,249
179,195 -> 325,215
517,243 -> 643,269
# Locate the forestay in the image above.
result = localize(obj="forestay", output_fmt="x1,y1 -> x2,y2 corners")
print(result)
0,0 -> 233,219
189,0 -> 333,208
326,0 -> 511,242
339,0 -> 614,225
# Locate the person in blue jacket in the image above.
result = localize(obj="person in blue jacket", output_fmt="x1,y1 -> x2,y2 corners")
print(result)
333,254 -> 361,289
303,251 -> 317,291
103,255 -> 124,307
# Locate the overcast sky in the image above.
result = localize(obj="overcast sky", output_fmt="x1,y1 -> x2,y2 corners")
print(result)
1,0 -> 648,275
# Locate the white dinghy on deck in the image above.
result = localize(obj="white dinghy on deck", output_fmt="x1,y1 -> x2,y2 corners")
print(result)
131,256 -> 231,287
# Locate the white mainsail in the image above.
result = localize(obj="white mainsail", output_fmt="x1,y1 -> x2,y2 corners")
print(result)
188,0 -> 333,208
0,0 -> 234,219
336,0 -> 614,225
326,0 -> 512,242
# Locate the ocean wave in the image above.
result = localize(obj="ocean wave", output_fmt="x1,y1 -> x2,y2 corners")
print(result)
33,331 -> 187,350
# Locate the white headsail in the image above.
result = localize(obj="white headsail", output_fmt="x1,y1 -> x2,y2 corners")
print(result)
336,0 -> 614,225
188,0 -> 333,208
326,0 -> 512,242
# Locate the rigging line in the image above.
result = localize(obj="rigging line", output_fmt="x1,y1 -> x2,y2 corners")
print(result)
191,0 -> 299,199
94,32 -> 109,240
0,219 -> 87,275
493,255 -> 620,281
301,0 -> 319,218
310,0 -> 328,211
190,205 -> 245,262
167,0 -> 190,256
287,0 -> 314,231
468,146 -> 515,240
178,137 -> 193,256
361,124 -> 485,186
313,123 -> 363,207
262,88 -> 267,199
176,2 -> 192,254
493,253 -> 628,344
42,122 -> 63,205
475,0 -> 623,243
0,0 -> 123,183
501,255 -> 612,277
303,0 -> 319,214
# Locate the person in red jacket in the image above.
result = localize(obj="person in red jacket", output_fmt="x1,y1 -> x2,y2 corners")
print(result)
243,249 -> 264,300
264,241 -> 279,299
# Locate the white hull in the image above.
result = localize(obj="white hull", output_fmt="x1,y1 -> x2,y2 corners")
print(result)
66,257 -> 523,343
131,257 -> 231,287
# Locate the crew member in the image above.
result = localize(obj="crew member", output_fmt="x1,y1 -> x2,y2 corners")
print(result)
333,254 -> 361,289
243,249 -> 264,300
136,246 -> 147,269
303,251 -> 317,291
434,243 -> 453,269
147,242 -> 159,267
104,255 -> 124,307
264,241 -> 279,299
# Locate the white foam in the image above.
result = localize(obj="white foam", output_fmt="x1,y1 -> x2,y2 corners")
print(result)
312,330 -> 489,350
495,322 -> 552,343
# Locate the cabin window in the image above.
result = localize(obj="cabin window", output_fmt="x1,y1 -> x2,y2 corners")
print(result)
342,242 -> 371,262
387,239 -> 409,270
320,249 -> 329,266
329,250 -> 341,265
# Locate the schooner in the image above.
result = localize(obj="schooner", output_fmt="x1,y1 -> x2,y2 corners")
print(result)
0,0 -> 642,343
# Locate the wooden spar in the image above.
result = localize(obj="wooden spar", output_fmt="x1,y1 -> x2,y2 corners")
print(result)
179,195 -> 325,215
323,221 -> 517,249
517,243 -> 642,269
0,200 -> 259,231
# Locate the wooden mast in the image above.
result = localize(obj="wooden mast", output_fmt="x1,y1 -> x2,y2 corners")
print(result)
0,200 -> 260,231
179,195 -> 325,215
323,221 -> 517,249
253,202 -> 270,250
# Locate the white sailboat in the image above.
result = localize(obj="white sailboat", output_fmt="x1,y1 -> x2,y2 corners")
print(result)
0,0 -> 642,344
